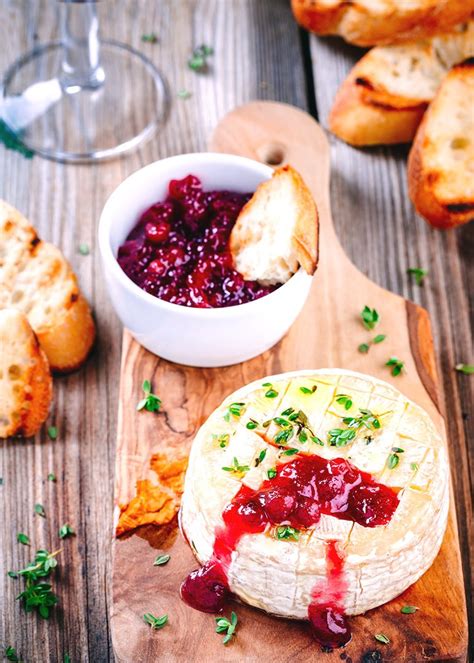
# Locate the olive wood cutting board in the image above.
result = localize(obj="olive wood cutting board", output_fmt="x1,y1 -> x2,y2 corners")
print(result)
111,102 -> 468,662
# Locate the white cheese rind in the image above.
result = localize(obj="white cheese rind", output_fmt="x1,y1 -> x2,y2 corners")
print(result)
180,369 -> 449,618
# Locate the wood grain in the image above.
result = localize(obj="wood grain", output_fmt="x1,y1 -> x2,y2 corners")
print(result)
111,101 -> 467,662
0,2 -> 471,662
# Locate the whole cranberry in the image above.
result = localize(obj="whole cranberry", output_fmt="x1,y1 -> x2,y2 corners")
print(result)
308,602 -> 351,649
223,499 -> 267,533
348,484 -> 399,527
180,561 -> 228,613
147,257 -> 167,276
291,496 -> 321,528
258,486 -> 297,524
169,174 -> 201,200
145,221 -> 171,244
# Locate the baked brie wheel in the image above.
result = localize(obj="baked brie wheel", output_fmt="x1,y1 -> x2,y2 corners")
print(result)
180,369 -> 449,644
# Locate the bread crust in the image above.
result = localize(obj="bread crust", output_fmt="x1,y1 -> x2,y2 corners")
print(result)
0,308 -> 52,438
408,59 -> 474,229
291,0 -> 474,46
0,201 -> 95,372
230,165 -> 318,283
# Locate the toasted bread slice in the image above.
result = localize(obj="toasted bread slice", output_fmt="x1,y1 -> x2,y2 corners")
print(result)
0,201 -> 95,372
230,165 -> 318,285
291,0 -> 474,47
329,22 -> 474,146
408,59 -> 474,229
0,308 -> 52,438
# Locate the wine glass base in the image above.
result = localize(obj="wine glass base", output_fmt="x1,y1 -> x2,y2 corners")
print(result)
1,40 -> 169,162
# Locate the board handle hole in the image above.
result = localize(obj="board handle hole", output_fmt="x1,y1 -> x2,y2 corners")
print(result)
258,143 -> 285,166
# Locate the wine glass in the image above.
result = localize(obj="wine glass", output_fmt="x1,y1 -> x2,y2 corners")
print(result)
0,0 -> 169,162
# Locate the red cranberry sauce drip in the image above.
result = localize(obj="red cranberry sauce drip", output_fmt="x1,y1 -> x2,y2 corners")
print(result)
181,453 -> 399,627
117,174 -> 278,308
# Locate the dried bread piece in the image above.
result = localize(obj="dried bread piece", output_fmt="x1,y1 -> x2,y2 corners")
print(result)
0,308 -> 52,438
0,200 -> 95,372
329,22 -> 474,146
291,0 -> 474,47
408,59 -> 474,229
230,165 -> 318,286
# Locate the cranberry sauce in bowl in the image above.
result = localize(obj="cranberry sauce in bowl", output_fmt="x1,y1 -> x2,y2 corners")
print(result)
117,175 -> 278,308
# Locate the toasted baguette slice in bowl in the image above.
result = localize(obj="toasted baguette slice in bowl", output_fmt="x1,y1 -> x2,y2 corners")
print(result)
0,308 -> 52,438
0,200 -> 96,372
230,165 -> 318,285
408,59 -> 474,229
329,22 -> 474,146
291,0 -> 474,47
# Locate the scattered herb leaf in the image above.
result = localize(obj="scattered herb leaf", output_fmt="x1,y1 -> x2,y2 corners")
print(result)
328,428 -> 356,447
335,394 -> 353,411
255,449 -> 266,466
246,420 -> 258,430
141,33 -> 158,43
47,426 -> 58,440
281,448 -> 299,456
5,647 -> 20,662
78,243 -> 90,256
455,363 -> 474,375
361,306 -> 380,330
177,89 -> 191,99
137,380 -> 162,413
267,468 -> 277,479
58,524 -> 75,540
11,549 -> 61,618
34,504 -> 46,518
358,343 -> 370,354
387,453 -> 400,470
222,457 -> 250,476
143,613 -> 168,630
188,44 -> 214,72
386,357 -> 405,377
410,462 -> 419,471
213,433 -> 230,448
215,611 -> 238,645
299,385 -> 317,394
264,388 -> 279,398
311,436 -> 324,446
373,334 -> 386,344
401,605 -> 418,614
226,402 -> 245,419
47,473 -> 56,482
407,267 -> 428,286
17,533 -> 30,546
374,633 -> 390,644
154,554 -> 170,566
275,525 -> 300,541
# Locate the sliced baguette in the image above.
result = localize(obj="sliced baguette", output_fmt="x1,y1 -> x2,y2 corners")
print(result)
0,201 -> 95,372
291,0 -> 474,47
408,59 -> 474,229
0,308 -> 52,438
230,165 -> 318,285
329,22 -> 474,146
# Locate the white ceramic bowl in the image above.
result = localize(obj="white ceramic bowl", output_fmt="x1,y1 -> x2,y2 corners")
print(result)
98,152 -> 314,367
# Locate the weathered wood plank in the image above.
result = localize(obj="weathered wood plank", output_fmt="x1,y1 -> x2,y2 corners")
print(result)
307,32 -> 473,651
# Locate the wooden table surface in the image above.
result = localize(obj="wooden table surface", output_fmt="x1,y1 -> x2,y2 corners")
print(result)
0,2 -> 472,662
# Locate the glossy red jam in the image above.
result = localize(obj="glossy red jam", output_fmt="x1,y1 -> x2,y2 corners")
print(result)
181,452 -> 399,648
117,175 -> 279,308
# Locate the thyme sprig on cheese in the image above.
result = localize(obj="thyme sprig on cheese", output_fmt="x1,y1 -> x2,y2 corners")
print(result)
224,402 -> 245,421
328,408 -> 389,447
272,408 -> 320,447
222,457 -> 250,477
275,525 -> 300,541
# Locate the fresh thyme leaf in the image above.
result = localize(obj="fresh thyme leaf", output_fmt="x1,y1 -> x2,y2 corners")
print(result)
213,433 -> 230,448
407,267 -> 428,286
153,554 -> 170,566
137,380 -> 162,413
391,447 -> 404,454
34,504 -> 46,518
358,343 -> 370,354
311,436 -> 324,446
387,453 -> 400,469
264,388 -> 278,398
262,382 -> 272,387
281,448 -> 299,456
275,525 -> 300,541
274,428 -> 294,445
298,431 -> 308,443
374,633 -> 390,644
141,33 -> 158,43
47,473 -> 56,482
273,417 -> 291,427
328,428 -> 356,447
255,449 -> 266,466
58,523 -> 75,539
267,468 -> 277,479
281,407 -> 294,417
78,243 -> 90,256
410,462 -> 419,471
299,385 -> 317,394
401,605 -> 418,614
335,394 -> 353,411
7,571 -> 19,579
47,426 -> 58,440
222,457 -> 250,475
5,646 -> 20,662
215,611 -> 238,645
12,548 -> 61,618
17,533 -> 30,546
246,419 -> 258,430
143,613 -> 168,630
64,655 -> 71,663
188,44 -> 214,72
373,334 -> 386,344
385,357 -> 405,377
226,402 -> 245,418
455,363 -> 474,375
177,89 -> 192,100
361,306 -> 380,330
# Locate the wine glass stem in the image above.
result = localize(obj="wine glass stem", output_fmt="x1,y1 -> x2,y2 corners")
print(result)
60,1 -> 105,91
